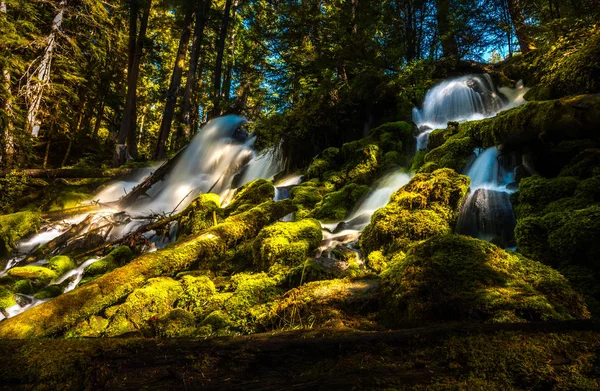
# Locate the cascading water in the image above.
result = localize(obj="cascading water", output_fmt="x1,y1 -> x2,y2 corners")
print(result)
455,147 -> 517,246
0,115 -> 282,320
318,171 -> 411,258
413,74 -> 528,150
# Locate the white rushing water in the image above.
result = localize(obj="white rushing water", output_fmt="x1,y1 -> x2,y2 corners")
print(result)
456,147 -> 517,245
413,74 -> 528,150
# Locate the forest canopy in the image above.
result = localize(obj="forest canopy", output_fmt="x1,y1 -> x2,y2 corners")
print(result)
1,0 -> 598,171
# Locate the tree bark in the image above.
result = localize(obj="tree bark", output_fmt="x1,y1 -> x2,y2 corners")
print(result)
25,0 -> 66,137
113,0 -> 152,167
506,0 -> 532,54
436,0 -> 458,63
0,1 -> 14,169
177,0 -> 210,147
153,9 -> 194,160
211,0 -> 234,118
221,0 -> 239,106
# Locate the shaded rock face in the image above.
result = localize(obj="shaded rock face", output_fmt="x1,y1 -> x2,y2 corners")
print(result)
456,188 -> 516,246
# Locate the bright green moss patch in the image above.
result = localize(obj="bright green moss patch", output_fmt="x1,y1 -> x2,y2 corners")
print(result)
311,183 -> 370,221
420,136 -> 475,173
47,256 -> 76,276
224,179 -> 275,216
103,277 -> 183,337
253,219 -> 322,270
178,193 -> 222,236
154,308 -> 197,337
360,168 -> 470,257
0,287 -> 16,309
0,211 -> 41,257
177,275 -> 217,316
7,266 -> 58,286
79,246 -> 133,286
380,235 -> 589,326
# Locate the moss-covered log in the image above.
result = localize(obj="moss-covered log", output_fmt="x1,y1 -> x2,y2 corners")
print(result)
0,199 -> 295,339
0,168 -> 138,179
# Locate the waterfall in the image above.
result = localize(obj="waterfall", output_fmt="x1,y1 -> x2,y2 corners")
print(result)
318,171 -> 411,257
456,147 -> 517,246
413,74 -> 528,149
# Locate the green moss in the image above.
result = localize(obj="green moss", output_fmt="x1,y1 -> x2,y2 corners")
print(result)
177,275 -> 217,316
0,287 -> 16,309
7,266 -> 58,286
224,179 -> 275,216
380,235 -> 589,326
12,279 -> 33,294
360,168 -> 470,256
512,175 -> 579,218
560,149 -> 600,178
306,147 -> 340,179
290,179 -> 327,219
178,193 -> 222,236
34,285 -> 65,300
79,247 -> 133,286
0,212 -> 41,257
409,149 -> 426,173
253,219 -> 322,270
154,309 -> 197,337
104,277 -> 183,337
311,183 -> 370,221
427,122 -> 460,150
47,256 -> 76,276
420,136 -> 475,173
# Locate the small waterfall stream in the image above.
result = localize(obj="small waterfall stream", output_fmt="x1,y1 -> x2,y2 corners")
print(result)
456,147 -> 517,246
413,74 -> 527,150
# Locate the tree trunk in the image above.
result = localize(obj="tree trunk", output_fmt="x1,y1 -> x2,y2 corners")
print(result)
177,0 -> 210,147
153,9 -> 194,160
507,0 -> 532,54
221,0 -> 239,106
1,1 -> 14,169
25,0 -> 66,136
211,0 -> 234,118
113,0 -> 152,167
436,0 -> 458,63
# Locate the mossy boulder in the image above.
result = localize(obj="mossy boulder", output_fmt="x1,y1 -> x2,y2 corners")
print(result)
154,309 -> 197,337
360,168 -> 470,257
224,179 -> 275,216
104,277 -> 183,337
7,266 -> 58,286
0,212 -> 41,257
311,183 -> 370,221
79,246 -> 133,286
420,136 -> 476,173
33,284 -> 65,300
306,147 -> 341,179
253,219 -> 322,270
0,287 -> 16,309
290,179 -> 329,219
380,235 -> 589,326
178,193 -> 222,236
47,256 -> 76,276
177,275 -> 217,316
511,175 -> 579,218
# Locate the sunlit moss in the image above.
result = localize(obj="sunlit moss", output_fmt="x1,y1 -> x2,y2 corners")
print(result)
0,287 -> 16,309
224,179 -> 275,216
0,211 -> 41,257
79,246 -> 133,286
311,183 -> 370,221
178,193 -> 222,236
253,219 -> 322,270
47,256 -> 76,276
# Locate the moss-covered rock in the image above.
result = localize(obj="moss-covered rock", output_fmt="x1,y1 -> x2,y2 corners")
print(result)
253,219 -> 322,270
0,212 -> 41,257
224,179 -> 275,216
178,193 -> 222,236
79,246 -> 134,286
154,309 -> 197,337
177,274 -> 217,317
0,287 -> 16,309
380,235 -> 589,326
104,277 -> 183,337
7,266 -> 58,286
360,168 -> 470,257
47,256 -> 76,276
420,136 -> 475,173
33,284 -> 65,300
306,147 -> 341,179
311,183 -> 370,221
511,175 -> 579,218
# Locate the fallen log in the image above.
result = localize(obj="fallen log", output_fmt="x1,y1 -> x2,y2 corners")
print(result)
0,168 -> 138,179
0,199 -> 295,339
